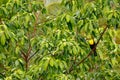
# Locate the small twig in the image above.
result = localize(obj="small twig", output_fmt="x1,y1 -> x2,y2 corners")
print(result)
26,47 -> 31,71
67,26 -> 108,73
20,50 -> 27,61
28,49 -> 40,61
20,45 -> 32,71
26,45 -> 32,59
33,12 -> 39,37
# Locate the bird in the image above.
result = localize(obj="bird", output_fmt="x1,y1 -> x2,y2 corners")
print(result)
88,38 -> 97,56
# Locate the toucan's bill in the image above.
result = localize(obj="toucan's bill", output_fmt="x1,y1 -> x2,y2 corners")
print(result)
88,39 -> 97,56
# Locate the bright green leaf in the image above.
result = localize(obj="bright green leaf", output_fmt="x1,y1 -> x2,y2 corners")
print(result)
50,58 -> 54,67
43,59 -> 49,71
66,15 -> 70,22
1,33 -> 6,45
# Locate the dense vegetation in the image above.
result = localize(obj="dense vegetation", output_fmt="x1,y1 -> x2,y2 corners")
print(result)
0,0 -> 120,80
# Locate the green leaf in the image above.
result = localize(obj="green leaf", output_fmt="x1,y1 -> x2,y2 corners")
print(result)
43,59 -> 49,71
15,46 -> 20,54
54,59 -> 59,69
59,61 -> 64,70
0,30 -> 4,36
0,0 -> 9,5
111,58 -> 118,66
15,60 -> 19,66
42,8 -> 47,14
20,38 -> 24,45
66,14 -> 70,22
84,64 -> 89,70
73,46 -> 77,54
50,58 -> 54,67
108,13 -> 113,20
59,43 -> 64,50
30,37 -> 37,47
5,76 -> 12,80
84,23 -> 89,32
0,7 -> 8,18
1,33 -> 6,45
78,20 -> 83,28
0,53 -> 6,60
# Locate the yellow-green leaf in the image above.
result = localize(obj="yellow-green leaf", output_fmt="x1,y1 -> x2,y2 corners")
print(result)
111,58 -> 118,66
15,46 -> 20,54
73,46 -> 77,54
43,59 -> 49,71
50,58 -> 54,67
1,34 -> 6,45
66,14 -> 70,22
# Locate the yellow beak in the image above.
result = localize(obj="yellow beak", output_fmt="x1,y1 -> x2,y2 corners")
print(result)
88,39 -> 94,45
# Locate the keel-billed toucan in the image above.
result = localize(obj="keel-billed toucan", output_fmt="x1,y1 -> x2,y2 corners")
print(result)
88,38 -> 97,56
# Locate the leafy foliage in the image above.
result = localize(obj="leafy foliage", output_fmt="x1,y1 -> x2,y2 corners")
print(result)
0,0 -> 120,80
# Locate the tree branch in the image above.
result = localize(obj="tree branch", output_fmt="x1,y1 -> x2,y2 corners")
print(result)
26,44 -> 32,59
20,50 -> 27,60
28,49 -> 40,61
67,26 -> 108,73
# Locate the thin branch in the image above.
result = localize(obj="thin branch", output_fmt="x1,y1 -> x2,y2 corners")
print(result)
32,12 -> 39,37
26,45 -> 32,59
20,50 -> 27,60
26,46 -> 32,71
67,56 -> 77,74
27,28 -> 32,58
28,49 -> 40,61
68,26 -> 108,73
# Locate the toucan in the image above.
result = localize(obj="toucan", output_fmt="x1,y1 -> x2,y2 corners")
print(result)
88,38 -> 97,56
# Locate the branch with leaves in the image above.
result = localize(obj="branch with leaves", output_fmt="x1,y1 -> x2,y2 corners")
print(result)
66,26 -> 108,74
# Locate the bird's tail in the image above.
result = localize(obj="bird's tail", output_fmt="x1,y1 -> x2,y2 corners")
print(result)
94,50 -> 97,56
